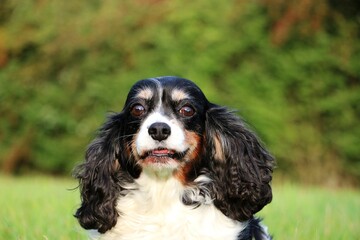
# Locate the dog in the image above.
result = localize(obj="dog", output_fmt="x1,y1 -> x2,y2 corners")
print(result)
74,76 -> 274,240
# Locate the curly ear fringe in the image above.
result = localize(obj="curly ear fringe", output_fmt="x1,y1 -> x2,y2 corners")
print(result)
205,105 -> 274,221
73,113 -> 135,233
238,217 -> 273,240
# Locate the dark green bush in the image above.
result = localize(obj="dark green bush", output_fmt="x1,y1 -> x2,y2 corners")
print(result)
0,0 -> 359,185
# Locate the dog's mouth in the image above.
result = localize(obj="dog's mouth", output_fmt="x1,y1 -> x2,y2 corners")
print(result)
140,148 -> 188,166
148,148 -> 176,157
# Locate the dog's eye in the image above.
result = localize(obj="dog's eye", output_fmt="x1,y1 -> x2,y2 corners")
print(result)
179,105 -> 195,117
131,104 -> 146,117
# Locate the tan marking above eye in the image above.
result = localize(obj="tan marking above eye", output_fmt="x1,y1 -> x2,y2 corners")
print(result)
171,89 -> 189,102
136,88 -> 153,100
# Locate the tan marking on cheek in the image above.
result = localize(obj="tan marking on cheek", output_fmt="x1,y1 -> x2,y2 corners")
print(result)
213,134 -> 225,161
184,131 -> 202,161
122,130 -> 140,163
171,89 -> 189,102
175,131 -> 202,184
136,88 -> 153,100
131,135 -> 140,161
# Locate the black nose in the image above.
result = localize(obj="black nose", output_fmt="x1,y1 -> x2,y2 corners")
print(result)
148,122 -> 171,141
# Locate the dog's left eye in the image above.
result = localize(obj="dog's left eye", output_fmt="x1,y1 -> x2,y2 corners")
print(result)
179,105 -> 195,117
131,104 -> 146,117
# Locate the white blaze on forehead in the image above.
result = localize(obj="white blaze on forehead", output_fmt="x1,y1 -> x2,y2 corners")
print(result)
136,88 -> 153,100
135,81 -> 188,157
171,89 -> 189,102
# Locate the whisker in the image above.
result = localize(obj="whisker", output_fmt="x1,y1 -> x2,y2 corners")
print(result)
117,133 -> 137,139
127,120 -> 142,124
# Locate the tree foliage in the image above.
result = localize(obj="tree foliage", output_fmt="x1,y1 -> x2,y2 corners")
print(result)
0,0 -> 359,185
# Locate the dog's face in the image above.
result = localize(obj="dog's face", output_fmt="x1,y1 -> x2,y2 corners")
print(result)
121,77 -> 209,178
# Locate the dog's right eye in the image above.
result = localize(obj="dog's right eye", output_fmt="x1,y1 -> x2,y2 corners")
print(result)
131,104 -> 146,117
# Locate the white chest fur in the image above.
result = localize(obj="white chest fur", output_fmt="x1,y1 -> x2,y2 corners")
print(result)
92,174 -> 245,240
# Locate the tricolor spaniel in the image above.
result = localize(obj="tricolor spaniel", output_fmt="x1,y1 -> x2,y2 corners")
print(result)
74,76 -> 274,240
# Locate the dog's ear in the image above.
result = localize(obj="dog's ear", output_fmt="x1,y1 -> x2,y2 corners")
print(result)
205,104 -> 274,221
74,113 -> 139,233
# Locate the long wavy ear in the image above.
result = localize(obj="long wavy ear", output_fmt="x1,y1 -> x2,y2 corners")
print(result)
73,113 -> 138,233
205,104 -> 274,221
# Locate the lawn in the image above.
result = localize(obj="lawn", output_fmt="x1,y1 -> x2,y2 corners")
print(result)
1,175 -> 359,240
0,175 -> 87,240
259,183 -> 360,240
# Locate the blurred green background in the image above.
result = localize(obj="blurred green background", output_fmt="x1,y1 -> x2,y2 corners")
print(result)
1,1 -> 360,239
0,0 -> 359,187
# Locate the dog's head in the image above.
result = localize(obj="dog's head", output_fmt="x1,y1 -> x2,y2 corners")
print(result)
122,77 -> 208,179
74,76 -> 274,233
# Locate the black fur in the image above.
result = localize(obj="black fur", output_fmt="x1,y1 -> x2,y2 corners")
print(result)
74,113 -> 140,233
238,218 -> 273,240
74,76 -> 274,238
204,104 -> 273,221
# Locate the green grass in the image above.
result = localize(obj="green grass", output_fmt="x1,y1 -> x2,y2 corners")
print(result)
259,184 -> 360,240
1,176 -> 359,240
0,175 -> 87,240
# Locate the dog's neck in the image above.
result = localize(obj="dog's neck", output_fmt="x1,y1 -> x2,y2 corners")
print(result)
134,172 -> 185,206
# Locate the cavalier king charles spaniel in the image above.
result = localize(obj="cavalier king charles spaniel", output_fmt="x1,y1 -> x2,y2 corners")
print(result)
74,76 -> 274,240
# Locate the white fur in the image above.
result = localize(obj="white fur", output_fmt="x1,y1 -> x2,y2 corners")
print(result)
91,174 -> 245,240
135,112 -> 187,156
135,82 -> 187,158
